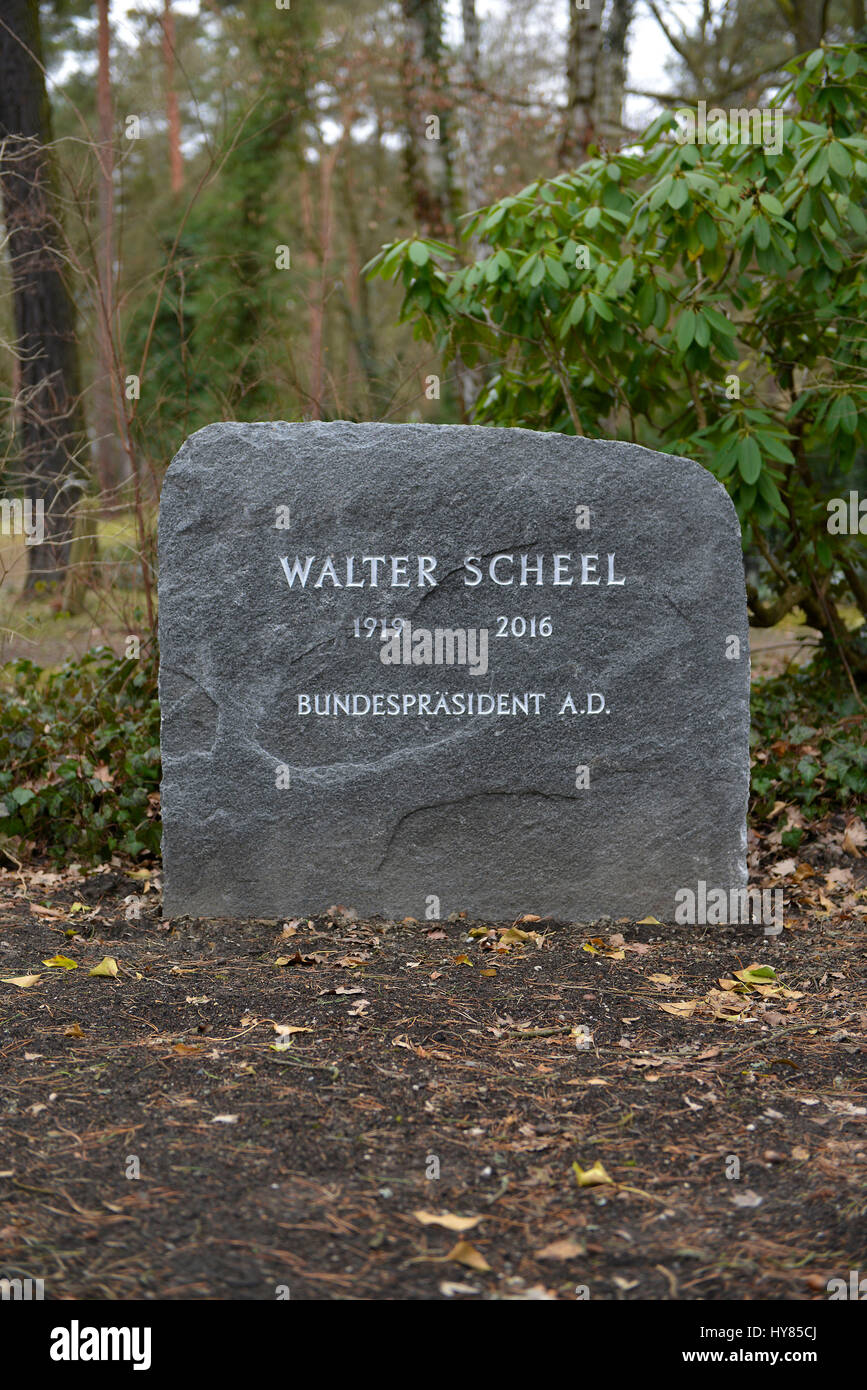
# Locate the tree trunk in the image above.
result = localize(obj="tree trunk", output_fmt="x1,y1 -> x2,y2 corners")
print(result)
0,0 -> 88,589
599,0 -> 634,141
400,0 -> 456,237
93,0 -> 125,501
558,0 -> 603,167
161,0 -> 183,195
460,0 -> 484,211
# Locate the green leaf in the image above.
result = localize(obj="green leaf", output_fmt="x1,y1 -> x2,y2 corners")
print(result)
546,257 -> 570,289
836,395 -> 857,436
753,217 -> 771,250
757,433 -> 795,465
675,310 -> 696,351
649,174 -> 673,211
635,279 -> 655,327
737,435 -> 762,485
759,193 -> 784,217
828,142 -> 853,177
408,241 -> 430,267
806,147 -> 830,185
704,306 -> 736,337
568,293 -> 586,326
610,256 -> 634,296
696,211 -> 718,249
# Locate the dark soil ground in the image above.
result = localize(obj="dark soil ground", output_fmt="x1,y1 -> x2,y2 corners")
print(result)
0,844 -> 864,1303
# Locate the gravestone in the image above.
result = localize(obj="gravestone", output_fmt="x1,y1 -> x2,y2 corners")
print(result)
159,421 -> 749,921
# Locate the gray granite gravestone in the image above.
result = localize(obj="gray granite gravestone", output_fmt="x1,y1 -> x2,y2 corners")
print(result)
159,421 -> 749,921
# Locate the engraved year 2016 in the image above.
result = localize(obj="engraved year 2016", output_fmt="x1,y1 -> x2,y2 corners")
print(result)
495,615 -> 552,638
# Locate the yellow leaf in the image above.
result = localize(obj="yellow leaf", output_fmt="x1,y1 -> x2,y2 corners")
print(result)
573,1160 -> 613,1187
42,955 -> 78,970
413,1211 -> 483,1232
2,974 -> 42,988
68,902 -> 88,915
89,956 -> 118,978
64,1023 -> 85,1038
582,938 -> 624,959
453,954 -> 473,966
636,915 -> 661,924
499,926 -> 542,946
446,1240 -> 491,1272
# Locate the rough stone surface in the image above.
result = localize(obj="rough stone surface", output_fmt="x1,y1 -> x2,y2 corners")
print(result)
159,421 -> 749,921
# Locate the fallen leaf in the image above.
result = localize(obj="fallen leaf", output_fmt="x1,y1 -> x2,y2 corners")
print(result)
64,1023 -> 85,1038
273,1024 -> 312,1036
582,939 -> 625,960
1,974 -> 42,988
498,926 -> 542,946
658,1000 -> 698,1018
734,963 -> 777,986
636,915 -> 661,925
413,1211 -> 483,1232
732,1189 -> 763,1208
536,1237 -> 584,1260
446,1240 -> 491,1272
649,973 -> 674,985
211,1114 -> 239,1124
771,858 -> 797,877
572,1160 -> 613,1187
89,957 -> 118,978
42,955 -> 78,970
